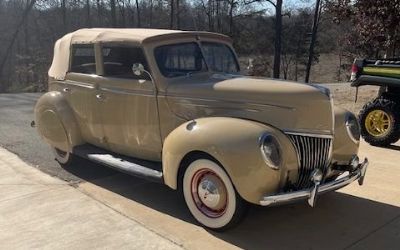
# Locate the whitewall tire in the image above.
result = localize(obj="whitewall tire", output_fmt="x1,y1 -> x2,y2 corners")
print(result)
52,147 -> 74,166
182,159 -> 247,230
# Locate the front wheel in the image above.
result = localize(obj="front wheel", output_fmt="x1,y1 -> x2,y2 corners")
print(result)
359,97 -> 400,146
182,159 -> 247,231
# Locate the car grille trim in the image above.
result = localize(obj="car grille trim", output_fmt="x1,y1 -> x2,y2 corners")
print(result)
287,134 -> 332,189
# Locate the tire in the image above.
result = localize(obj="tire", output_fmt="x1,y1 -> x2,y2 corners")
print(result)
182,159 -> 248,231
52,147 -> 76,166
359,97 -> 400,146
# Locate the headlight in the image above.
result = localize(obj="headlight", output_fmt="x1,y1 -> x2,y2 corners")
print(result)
346,113 -> 361,143
259,133 -> 282,170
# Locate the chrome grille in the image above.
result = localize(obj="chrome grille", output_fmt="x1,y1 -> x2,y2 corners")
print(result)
288,134 -> 332,189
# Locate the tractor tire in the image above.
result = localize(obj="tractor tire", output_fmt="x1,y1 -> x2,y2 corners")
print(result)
359,97 -> 400,146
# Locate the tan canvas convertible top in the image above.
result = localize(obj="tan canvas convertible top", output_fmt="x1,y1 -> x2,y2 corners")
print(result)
48,28 -> 230,80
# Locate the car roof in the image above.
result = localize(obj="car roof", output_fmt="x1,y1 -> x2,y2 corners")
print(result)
66,28 -> 231,44
48,28 -> 232,80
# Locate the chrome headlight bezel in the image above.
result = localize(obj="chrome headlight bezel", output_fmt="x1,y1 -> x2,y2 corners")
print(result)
259,133 -> 282,170
310,84 -> 331,98
345,113 -> 361,143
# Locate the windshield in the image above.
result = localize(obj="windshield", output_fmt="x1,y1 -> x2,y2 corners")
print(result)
201,42 -> 239,73
154,42 -> 207,78
154,42 -> 240,78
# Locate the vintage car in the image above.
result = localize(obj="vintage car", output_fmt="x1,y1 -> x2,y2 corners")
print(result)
34,28 -> 368,230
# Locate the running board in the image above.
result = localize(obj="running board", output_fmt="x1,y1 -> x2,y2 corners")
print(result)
73,144 -> 163,184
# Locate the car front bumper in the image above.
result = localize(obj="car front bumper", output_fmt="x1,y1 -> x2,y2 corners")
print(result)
260,158 -> 368,207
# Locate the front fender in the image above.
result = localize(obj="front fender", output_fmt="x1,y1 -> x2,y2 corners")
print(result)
332,107 -> 359,165
162,117 -> 298,204
34,91 -> 83,152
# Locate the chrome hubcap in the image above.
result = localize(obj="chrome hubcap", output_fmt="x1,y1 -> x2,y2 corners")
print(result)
191,169 -> 227,218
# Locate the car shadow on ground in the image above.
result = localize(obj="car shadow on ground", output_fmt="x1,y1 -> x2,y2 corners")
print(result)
385,144 -> 400,151
63,160 -> 400,249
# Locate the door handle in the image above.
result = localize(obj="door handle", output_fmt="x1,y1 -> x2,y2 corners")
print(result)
96,94 -> 105,101
63,87 -> 70,93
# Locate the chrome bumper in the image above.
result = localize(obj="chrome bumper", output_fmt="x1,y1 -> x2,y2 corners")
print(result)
260,158 -> 368,207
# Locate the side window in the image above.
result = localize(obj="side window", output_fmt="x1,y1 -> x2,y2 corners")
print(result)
70,45 -> 96,74
102,46 -> 150,79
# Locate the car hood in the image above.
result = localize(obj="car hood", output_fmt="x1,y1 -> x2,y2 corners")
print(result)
165,74 -> 334,135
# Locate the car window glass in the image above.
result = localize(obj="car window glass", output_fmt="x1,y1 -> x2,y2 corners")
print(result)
154,43 -> 207,78
201,42 -> 239,73
70,45 -> 96,74
102,46 -> 150,80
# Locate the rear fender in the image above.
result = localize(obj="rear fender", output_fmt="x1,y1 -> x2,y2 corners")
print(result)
34,91 -> 82,152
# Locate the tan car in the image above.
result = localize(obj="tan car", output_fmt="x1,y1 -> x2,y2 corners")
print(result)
34,28 -> 368,230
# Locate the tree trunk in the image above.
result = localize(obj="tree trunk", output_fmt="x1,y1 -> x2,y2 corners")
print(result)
135,0 -> 141,27
170,0 -> 174,29
272,0 -> 282,79
0,0 -> 36,84
305,0 -> 321,83
61,0 -> 67,32
149,0 -> 153,27
121,1 -> 126,27
24,0 -> 29,55
216,0 -> 220,32
208,0 -> 213,31
110,0 -> 117,27
97,0 -> 102,26
229,0 -> 234,35
176,0 -> 180,29
86,0 -> 91,27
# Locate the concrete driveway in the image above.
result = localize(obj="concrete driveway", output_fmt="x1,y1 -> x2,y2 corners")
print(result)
0,93 -> 399,249
74,141 -> 400,250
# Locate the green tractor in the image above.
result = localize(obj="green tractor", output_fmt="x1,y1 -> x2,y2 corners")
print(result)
351,58 -> 400,146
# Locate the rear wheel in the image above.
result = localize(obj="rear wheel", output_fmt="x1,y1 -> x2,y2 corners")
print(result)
359,97 -> 400,146
182,159 -> 247,231
52,147 -> 76,166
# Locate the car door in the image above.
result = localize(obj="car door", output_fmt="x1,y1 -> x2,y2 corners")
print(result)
63,44 -> 105,148
96,45 -> 162,161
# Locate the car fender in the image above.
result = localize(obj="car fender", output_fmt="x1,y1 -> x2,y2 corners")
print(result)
332,107 -> 359,165
162,117 -> 298,204
34,91 -> 83,152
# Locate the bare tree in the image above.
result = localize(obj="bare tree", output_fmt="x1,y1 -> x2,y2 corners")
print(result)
135,0 -> 141,27
149,0 -> 153,27
170,0 -> 174,29
86,0 -> 91,27
228,0 -> 237,35
0,0 -> 385,92
305,0 -> 322,83
0,0 -> 37,81
176,0 -> 180,29
97,0 -> 102,25
246,0 -> 283,78
110,0 -> 117,27
273,0 -> 283,79
61,0 -> 67,32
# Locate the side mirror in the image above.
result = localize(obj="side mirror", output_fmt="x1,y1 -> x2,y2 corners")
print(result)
246,58 -> 254,76
132,63 -> 145,76
247,58 -> 254,71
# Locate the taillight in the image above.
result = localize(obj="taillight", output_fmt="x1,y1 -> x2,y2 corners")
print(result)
350,63 -> 358,81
